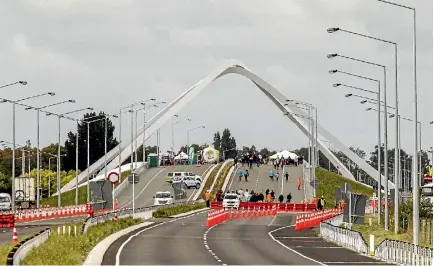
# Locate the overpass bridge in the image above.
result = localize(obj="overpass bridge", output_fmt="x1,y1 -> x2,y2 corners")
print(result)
57,60 -> 394,197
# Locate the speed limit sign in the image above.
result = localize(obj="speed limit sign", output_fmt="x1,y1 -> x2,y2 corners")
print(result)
107,172 -> 120,184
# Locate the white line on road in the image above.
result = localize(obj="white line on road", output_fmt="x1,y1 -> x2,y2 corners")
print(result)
203,223 -> 225,266
274,236 -> 320,239
268,215 -> 277,227
268,225 -> 327,266
121,168 -> 165,208
322,262 -> 386,264
187,189 -> 196,202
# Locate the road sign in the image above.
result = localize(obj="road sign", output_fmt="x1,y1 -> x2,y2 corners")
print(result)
309,179 -> 320,188
128,173 -> 140,184
107,172 -> 120,184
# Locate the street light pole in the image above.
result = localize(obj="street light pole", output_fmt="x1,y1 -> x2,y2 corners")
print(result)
87,122 -> 90,202
57,116 -> 61,207
12,102 -> 16,211
75,121 -> 79,206
142,104 -> 146,163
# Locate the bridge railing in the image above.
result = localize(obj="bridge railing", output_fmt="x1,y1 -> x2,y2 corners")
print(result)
375,239 -> 433,266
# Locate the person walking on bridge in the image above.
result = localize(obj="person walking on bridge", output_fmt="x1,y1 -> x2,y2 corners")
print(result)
297,177 -> 302,190
269,170 -> 275,181
276,172 -> 279,182
237,169 -> 243,182
285,172 -> 289,182
286,193 -> 292,203
244,169 -> 249,182
278,194 -> 284,203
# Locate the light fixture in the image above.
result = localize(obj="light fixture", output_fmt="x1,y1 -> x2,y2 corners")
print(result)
19,81 -> 28,85
360,100 -> 368,104
345,94 -> 352,97
366,108 -> 372,111
333,83 -> 341,87
327,54 -> 338,58
389,114 -> 395,118
329,70 -> 338,74
68,100 -> 75,103
48,92 -> 56,96
327,28 -> 340,33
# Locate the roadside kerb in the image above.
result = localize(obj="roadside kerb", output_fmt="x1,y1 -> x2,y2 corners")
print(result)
209,160 -> 232,193
192,163 -> 221,201
6,228 -> 51,265
221,164 -> 236,192
168,207 -> 209,218
83,222 -> 154,266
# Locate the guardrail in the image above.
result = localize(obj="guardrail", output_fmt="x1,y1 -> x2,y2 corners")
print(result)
81,200 -> 195,233
375,239 -> 433,266
6,228 -> 51,265
319,214 -> 369,254
210,201 -> 317,212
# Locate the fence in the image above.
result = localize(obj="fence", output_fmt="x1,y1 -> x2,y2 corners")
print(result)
375,239 -> 433,266
6,228 -> 51,265
210,201 -> 317,212
320,214 -> 369,254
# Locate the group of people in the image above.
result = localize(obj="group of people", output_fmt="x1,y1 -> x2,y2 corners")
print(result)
229,188 -> 293,203
237,169 -> 250,181
271,156 -> 303,169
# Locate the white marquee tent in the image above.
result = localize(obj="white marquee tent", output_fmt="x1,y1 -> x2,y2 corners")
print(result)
269,150 -> 299,160
174,152 -> 189,160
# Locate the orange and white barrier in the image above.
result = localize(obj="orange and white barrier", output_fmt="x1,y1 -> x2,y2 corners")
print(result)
205,205 -> 278,227
294,208 -> 342,231
11,205 -> 89,223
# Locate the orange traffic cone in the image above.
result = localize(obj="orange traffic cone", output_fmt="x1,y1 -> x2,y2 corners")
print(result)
115,199 -> 119,210
12,227 -> 18,245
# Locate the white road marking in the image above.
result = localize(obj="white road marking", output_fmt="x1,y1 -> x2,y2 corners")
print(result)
290,246 -> 343,249
268,215 -> 277,227
121,168 -> 165,208
187,189 -> 196,202
322,262 -> 386,264
115,210 -> 207,266
203,223 -> 226,266
268,225 -> 327,266
274,236 -> 320,239
228,164 -> 239,190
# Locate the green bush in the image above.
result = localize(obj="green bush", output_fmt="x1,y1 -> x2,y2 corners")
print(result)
21,217 -> 142,265
153,202 -> 206,218
40,170 -> 132,207
199,163 -> 223,199
210,162 -> 234,200
315,167 -> 375,208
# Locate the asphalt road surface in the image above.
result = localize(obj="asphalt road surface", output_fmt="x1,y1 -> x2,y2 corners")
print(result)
106,212 -> 389,265
0,215 -> 86,244
118,164 -> 212,208
228,163 -> 306,202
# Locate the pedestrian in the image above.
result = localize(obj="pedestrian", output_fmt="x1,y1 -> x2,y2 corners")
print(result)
285,172 -> 289,182
265,189 -> 269,197
258,191 -> 264,202
238,169 -> 243,182
244,169 -> 249,182
270,190 -> 275,201
286,193 -> 292,203
269,169 -> 275,181
297,177 -> 302,190
276,172 -> 279,182
278,194 -> 284,203
205,190 -> 211,207
234,157 -> 238,167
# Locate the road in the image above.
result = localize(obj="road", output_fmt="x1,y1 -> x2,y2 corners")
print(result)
109,212 -> 391,265
118,164 -> 212,208
228,163 -> 306,202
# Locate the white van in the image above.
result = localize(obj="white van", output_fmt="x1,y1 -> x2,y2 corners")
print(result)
167,172 -> 202,183
0,193 -> 12,211
222,193 -> 240,209
153,191 -> 174,206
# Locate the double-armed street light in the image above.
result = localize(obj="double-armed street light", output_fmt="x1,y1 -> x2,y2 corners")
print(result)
0,81 -> 27,89
172,115 -> 192,162
328,28 -> 399,232
46,107 -> 94,207
0,92 -> 57,211
187,126 -> 205,164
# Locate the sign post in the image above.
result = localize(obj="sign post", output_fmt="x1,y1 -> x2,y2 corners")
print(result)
107,172 -> 120,211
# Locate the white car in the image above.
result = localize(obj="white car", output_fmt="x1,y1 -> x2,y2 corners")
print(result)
222,193 -> 240,209
167,172 -> 202,183
172,176 -> 201,189
0,193 -> 11,211
153,191 -> 174,206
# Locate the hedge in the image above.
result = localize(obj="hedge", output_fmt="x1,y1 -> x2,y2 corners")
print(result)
199,163 -> 223,199
210,162 -> 234,200
153,202 -> 207,218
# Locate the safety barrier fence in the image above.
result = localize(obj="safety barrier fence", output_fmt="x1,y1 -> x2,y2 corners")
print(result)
206,205 -> 278,227
210,201 -> 317,212
0,205 -> 89,223
6,228 -> 51,265
295,209 -> 342,230
319,214 -> 369,254
375,239 -> 433,266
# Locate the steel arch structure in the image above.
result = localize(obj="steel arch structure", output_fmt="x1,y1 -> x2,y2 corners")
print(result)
58,60 -> 394,195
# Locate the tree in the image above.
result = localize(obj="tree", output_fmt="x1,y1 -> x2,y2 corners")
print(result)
0,171 -> 11,193
213,132 -> 221,151
63,112 -> 118,171
220,129 -> 237,158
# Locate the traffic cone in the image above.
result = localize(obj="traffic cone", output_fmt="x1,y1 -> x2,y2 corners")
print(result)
12,227 -> 18,245
115,199 -> 119,210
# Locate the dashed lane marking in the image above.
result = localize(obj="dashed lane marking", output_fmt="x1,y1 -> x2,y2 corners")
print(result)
203,223 -> 226,266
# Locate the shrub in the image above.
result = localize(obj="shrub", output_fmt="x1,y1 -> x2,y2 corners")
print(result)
210,162 -> 234,200
21,217 -> 142,265
153,202 -> 206,218
199,163 -> 223,199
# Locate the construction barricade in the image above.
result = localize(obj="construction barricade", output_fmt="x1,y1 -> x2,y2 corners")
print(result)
205,205 -> 278,227
294,208 -> 342,231
210,201 -> 316,212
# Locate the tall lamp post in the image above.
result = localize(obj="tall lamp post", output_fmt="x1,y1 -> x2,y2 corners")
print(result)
172,115 -> 192,162
328,27 -> 398,232
330,69 -> 386,226
46,107 -> 93,207
25,99 -> 76,208
187,126 -> 205,164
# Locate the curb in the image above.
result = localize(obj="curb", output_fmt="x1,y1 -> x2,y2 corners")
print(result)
82,222 -> 154,266
168,207 -> 209,218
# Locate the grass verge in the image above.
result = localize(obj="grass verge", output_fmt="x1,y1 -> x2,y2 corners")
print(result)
199,163 -> 223,200
20,217 -> 142,265
153,202 -> 207,218
0,235 -> 32,265
210,162 -> 234,200
315,167 -> 375,208
40,170 -> 132,207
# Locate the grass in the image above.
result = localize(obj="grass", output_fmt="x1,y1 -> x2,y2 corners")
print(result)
210,162 -> 234,200
315,167 -> 375,208
40,170 -> 132,207
0,235 -> 32,265
199,163 -> 223,199
153,202 -> 206,218
21,217 -> 142,265
352,214 -> 433,248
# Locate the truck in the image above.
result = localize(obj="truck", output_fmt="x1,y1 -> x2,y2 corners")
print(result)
14,176 -> 35,209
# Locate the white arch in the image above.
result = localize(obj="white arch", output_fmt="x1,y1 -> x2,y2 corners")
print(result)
59,60 -> 393,194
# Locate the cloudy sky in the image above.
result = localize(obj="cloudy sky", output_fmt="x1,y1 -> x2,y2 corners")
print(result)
0,0 -> 432,159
